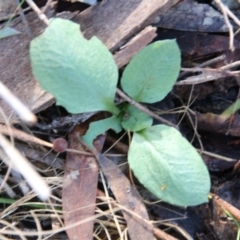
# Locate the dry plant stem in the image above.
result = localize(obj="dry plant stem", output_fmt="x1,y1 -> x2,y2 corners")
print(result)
94,220 -> 112,240
25,0 -> 49,25
220,60 -> 240,70
197,149 -> 237,162
105,135 -> 129,154
30,210 -> 42,239
184,106 -> 204,150
152,227 -> 178,240
224,3 -> 240,26
179,62 -> 240,85
216,0 -> 240,27
0,133 -> 50,200
178,95 -> 204,151
160,222 -> 193,240
179,55 -> 226,79
95,219 -> 125,231
0,82 -> 37,124
197,54 -> 226,68
214,0 -> 240,50
176,69 -> 240,85
181,67 -> 238,73
116,88 -> 178,128
175,87 -> 195,127
0,124 -> 53,148
214,0 -> 234,50
97,189 -> 118,209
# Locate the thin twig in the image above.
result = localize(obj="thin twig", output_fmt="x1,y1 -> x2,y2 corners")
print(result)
220,1 -> 240,27
179,55 -> 226,79
0,133 -> 50,200
0,124 -> 52,148
220,60 -> 240,70
25,0 -> 49,25
197,54 -> 226,68
0,82 -> 37,125
116,88 -> 178,129
214,0 -> 235,51
176,69 -> 240,85
198,149 -> 237,162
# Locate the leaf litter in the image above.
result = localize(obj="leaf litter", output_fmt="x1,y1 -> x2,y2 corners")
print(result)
2,0 -> 240,239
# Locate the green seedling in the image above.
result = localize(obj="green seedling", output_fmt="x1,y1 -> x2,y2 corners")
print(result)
30,18 -> 210,206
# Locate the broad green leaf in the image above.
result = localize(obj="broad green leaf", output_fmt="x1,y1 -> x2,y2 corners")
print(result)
0,27 -> 20,40
121,40 -> 181,103
119,103 -> 152,132
82,116 -> 122,146
30,18 -> 119,115
128,125 -> 210,206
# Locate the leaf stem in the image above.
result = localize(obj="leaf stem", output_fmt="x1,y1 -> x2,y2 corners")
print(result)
116,88 -> 178,129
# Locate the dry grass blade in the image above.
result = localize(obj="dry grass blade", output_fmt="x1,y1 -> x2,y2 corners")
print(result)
0,133 -> 50,200
0,81 -> 37,124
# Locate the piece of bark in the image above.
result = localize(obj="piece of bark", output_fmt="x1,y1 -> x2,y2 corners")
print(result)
75,0 -> 181,52
0,10 -> 56,124
0,0 -> 181,123
114,26 -> 157,69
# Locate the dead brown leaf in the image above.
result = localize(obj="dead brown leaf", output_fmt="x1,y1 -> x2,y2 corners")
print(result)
62,123 -> 104,240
